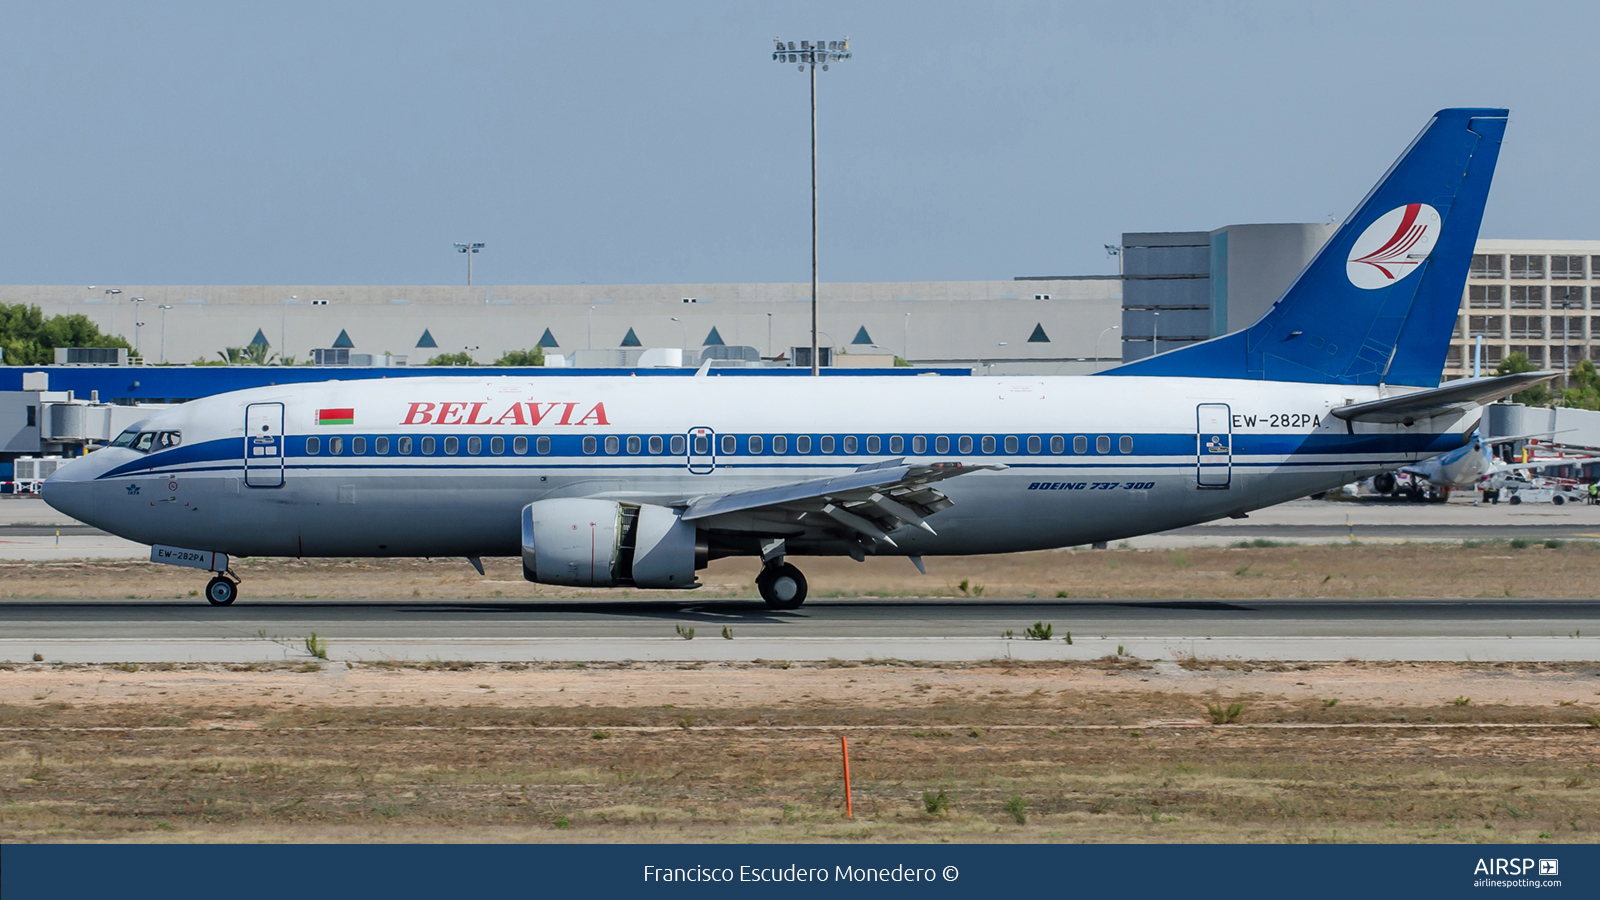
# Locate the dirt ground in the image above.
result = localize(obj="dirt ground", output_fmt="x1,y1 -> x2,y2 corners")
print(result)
3,659 -> 1598,843
2,540 -> 1599,600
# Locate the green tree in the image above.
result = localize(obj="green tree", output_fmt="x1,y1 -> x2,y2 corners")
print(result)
1558,359 -> 1600,411
215,344 -> 279,366
425,351 -> 479,367
493,347 -> 545,366
1494,352 -> 1554,406
0,303 -> 132,365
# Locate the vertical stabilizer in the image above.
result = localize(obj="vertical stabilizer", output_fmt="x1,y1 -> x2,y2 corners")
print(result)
1103,108 -> 1508,386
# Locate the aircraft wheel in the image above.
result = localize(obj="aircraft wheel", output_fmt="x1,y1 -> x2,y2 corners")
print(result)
757,563 -> 807,610
205,576 -> 238,606
1508,494 -> 1522,506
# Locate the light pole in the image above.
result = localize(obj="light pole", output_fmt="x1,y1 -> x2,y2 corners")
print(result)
773,36 -> 851,376
588,305 -> 596,350
281,295 -> 298,360
767,312 -> 774,360
1094,325 -> 1120,371
158,305 -> 172,364
454,242 -> 485,286
131,297 -> 146,360
903,312 -> 911,363
1560,299 -> 1571,383
104,288 -> 121,339
670,316 -> 688,361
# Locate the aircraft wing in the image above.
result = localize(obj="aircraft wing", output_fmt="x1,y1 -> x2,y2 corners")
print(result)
1331,371 -> 1557,425
681,459 -> 1005,547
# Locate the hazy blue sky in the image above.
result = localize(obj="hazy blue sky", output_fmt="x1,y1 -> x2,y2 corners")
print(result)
1,1 -> 1594,286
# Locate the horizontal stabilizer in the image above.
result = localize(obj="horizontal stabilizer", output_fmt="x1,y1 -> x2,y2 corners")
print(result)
1331,371 -> 1557,424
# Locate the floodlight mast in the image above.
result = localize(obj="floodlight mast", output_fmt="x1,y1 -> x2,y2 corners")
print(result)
454,242 -> 486,286
773,37 -> 851,376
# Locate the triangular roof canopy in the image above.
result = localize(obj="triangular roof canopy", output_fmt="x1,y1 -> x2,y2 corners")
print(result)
248,328 -> 270,348
703,326 -> 725,346
416,328 -> 438,349
537,328 -> 560,348
331,329 -> 354,349
620,327 -> 642,347
851,326 -> 873,345
1027,323 -> 1050,343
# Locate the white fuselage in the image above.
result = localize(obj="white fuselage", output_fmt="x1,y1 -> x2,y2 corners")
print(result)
43,374 -> 1470,561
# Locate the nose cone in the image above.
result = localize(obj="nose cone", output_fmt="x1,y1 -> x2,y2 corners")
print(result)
40,451 -> 126,526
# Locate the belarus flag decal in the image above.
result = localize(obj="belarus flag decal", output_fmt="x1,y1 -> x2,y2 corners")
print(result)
317,408 -> 354,426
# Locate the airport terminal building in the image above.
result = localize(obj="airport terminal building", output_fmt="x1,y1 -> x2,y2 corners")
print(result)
2,232 -> 1597,379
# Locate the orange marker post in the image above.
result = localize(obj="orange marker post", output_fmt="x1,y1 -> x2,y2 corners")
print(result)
840,735 -> 853,819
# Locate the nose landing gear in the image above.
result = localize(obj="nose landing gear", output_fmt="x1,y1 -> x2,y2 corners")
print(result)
757,561 -> 808,610
205,572 -> 240,606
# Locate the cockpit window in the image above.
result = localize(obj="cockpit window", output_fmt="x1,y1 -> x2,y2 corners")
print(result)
157,431 -> 182,449
133,432 -> 156,452
110,428 -> 140,449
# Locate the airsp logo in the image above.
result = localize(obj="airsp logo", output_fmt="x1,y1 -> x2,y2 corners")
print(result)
1346,203 -> 1441,289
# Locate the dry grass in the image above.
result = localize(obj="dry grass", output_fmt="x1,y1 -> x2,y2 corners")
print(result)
2,660 -> 1597,843
2,541 -> 1598,600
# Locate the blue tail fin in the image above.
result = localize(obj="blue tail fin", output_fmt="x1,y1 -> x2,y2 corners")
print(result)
1102,108 -> 1507,386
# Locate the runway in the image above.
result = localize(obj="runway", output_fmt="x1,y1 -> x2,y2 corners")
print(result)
5,597 -> 1597,664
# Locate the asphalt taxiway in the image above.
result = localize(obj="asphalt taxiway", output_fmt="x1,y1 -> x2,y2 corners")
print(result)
4,598 -> 1596,664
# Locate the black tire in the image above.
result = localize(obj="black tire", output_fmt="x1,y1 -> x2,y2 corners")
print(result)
1552,494 -> 1565,506
756,563 -> 807,610
1508,494 -> 1522,506
205,576 -> 238,606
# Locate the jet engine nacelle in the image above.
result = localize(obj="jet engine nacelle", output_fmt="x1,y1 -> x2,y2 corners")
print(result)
521,498 -> 700,588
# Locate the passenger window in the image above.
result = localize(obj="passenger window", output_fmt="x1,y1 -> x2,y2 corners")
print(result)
913,435 -> 927,454
375,437 -> 390,455
134,432 -> 156,452
536,436 -> 551,455
721,434 -> 736,454
867,435 -> 880,454
958,436 -> 973,453
491,436 -> 505,455
583,436 -> 597,454
1052,435 -> 1067,454
329,436 -> 344,455
670,435 -> 686,455
1027,435 -> 1041,454
693,435 -> 709,455
398,436 -> 413,455
934,436 -> 949,454
842,436 -> 857,453
1004,435 -> 1019,453
1096,435 -> 1111,454
772,435 -> 787,454
444,436 -> 459,455
306,436 -> 321,455
821,435 -> 836,453
467,436 -> 481,454
627,436 -> 641,454
797,435 -> 812,454
981,436 -> 995,453
749,435 -> 764,454
1072,435 -> 1087,454
1119,435 -> 1133,454
648,435 -> 663,454
513,436 -> 528,455
352,437 -> 367,454
889,435 -> 903,454
605,435 -> 619,454
422,436 -> 436,454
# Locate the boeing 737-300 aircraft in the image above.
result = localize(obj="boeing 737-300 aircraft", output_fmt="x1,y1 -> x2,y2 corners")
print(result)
43,108 -> 1556,607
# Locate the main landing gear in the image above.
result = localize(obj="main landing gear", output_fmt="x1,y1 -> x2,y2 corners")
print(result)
757,561 -> 808,610
205,572 -> 240,606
